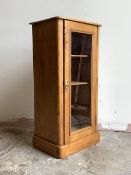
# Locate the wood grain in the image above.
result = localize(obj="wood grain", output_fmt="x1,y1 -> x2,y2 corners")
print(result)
32,19 -> 64,145
31,17 -> 100,158
30,16 -> 101,27
64,20 -> 99,142
33,132 -> 100,158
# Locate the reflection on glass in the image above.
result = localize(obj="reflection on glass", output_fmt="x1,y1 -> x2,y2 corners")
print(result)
71,32 -> 92,132
71,32 -> 92,55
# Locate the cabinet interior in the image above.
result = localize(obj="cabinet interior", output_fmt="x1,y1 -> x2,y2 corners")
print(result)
71,32 -> 92,132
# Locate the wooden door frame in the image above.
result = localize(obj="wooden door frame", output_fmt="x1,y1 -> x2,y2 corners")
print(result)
64,20 -> 98,144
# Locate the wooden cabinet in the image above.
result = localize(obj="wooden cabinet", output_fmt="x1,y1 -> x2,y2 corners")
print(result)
30,16 -> 101,158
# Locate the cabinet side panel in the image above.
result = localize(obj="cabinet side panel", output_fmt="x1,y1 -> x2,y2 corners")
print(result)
32,19 -> 63,145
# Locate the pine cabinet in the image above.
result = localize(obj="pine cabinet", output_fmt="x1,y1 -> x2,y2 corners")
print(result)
30,16 -> 101,158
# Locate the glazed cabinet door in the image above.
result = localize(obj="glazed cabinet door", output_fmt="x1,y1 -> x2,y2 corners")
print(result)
64,20 -> 98,143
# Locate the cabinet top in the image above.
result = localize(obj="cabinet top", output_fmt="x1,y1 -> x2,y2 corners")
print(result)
29,16 -> 102,27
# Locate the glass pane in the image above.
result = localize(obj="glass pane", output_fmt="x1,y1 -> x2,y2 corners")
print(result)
71,32 -> 92,132
71,57 -> 91,82
72,32 -> 92,55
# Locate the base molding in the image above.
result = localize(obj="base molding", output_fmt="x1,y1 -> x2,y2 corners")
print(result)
33,132 -> 100,158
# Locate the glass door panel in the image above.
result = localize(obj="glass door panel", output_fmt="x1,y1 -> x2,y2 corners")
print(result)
71,32 -> 92,132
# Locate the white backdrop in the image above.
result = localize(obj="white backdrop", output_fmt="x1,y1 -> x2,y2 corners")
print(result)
0,0 -> 131,130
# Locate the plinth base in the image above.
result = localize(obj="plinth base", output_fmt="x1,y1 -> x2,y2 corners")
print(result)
33,132 -> 100,158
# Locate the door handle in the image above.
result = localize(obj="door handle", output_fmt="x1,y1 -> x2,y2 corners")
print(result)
65,80 -> 69,92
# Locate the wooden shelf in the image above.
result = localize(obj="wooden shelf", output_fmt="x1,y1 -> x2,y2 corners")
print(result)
71,81 -> 88,86
71,55 -> 88,58
72,105 -> 88,110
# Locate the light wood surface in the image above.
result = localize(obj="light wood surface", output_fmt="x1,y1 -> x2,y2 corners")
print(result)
71,55 -> 88,58
30,16 -> 102,27
33,132 -> 100,158
71,81 -> 88,85
31,17 -> 100,158
64,20 -> 98,143
32,19 -> 64,145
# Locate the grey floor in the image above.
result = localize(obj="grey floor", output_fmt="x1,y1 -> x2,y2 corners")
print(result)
0,127 -> 131,175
